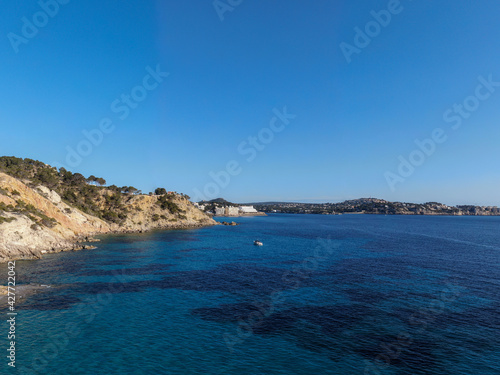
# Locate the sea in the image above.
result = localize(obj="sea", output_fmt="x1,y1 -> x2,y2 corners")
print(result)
4,214 -> 500,374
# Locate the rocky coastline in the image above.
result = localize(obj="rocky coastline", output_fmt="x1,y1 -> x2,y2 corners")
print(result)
7,220 -> 218,261
0,166 -> 217,263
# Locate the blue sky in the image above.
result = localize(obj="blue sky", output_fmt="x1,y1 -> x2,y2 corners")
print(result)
1,0 -> 500,205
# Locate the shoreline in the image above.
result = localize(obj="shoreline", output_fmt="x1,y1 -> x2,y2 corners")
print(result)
212,212 -> 267,218
261,211 -> 500,217
261,212 -> 500,217
0,221 -> 217,264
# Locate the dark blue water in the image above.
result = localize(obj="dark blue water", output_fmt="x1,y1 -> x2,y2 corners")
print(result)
5,214 -> 500,374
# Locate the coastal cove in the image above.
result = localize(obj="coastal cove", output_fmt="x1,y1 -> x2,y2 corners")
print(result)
5,214 -> 500,375
0,157 -> 217,263
4,2 -> 500,374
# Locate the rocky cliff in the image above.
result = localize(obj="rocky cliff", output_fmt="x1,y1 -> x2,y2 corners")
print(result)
0,169 -> 216,262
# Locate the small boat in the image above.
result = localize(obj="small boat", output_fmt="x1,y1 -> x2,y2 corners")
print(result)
254,240 -> 263,246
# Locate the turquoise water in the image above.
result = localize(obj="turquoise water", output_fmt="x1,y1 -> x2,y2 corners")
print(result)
4,214 -> 500,374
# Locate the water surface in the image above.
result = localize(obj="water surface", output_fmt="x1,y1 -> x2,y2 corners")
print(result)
6,214 -> 500,374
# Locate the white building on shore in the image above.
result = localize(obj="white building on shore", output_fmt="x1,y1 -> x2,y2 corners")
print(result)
239,206 -> 258,214
215,207 -> 240,216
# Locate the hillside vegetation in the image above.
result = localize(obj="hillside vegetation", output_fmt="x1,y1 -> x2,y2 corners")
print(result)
0,156 -> 194,225
0,156 -> 215,262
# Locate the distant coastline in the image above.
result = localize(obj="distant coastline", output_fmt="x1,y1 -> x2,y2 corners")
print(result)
252,198 -> 500,216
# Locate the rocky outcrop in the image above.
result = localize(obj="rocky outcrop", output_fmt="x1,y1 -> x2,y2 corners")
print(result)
0,172 -> 216,262
117,193 -> 217,232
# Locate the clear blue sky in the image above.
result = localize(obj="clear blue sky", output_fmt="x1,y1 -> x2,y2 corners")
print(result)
1,0 -> 500,205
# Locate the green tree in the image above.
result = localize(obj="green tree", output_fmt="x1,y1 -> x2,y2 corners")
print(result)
96,177 -> 106,186
155,187 -> 167,195
87,175 -> 97,185
127,186 -> 138,195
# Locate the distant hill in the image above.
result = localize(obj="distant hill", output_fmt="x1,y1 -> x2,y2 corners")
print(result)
199,198 -> 237,206
252,198 -> 500,216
